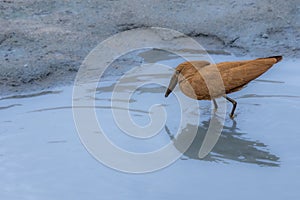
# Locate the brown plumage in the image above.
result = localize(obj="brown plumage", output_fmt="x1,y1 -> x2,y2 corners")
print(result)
165,56 -> 282,118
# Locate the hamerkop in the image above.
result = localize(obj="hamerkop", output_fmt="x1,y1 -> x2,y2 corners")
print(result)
165,56 -> 282,118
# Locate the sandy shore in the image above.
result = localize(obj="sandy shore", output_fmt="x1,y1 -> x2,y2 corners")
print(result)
0,0 -> 299,95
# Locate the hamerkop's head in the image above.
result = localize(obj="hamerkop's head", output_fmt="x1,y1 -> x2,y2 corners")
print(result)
165,60 -> 207,98
165,64 -> 187,97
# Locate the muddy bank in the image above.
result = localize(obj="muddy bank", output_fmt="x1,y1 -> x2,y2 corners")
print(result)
0,0 -> 299,95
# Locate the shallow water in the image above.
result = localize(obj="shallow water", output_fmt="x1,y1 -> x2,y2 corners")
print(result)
1,50 -> 300,199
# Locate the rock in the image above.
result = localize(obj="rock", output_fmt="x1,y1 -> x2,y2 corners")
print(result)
262,33 -> 269,39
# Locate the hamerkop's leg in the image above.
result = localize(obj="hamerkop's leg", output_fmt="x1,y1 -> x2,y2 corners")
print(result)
224,95 -> 237,119
213,99 -> 218,109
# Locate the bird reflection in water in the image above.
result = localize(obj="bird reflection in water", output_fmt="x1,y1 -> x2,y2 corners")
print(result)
165,114 -> 280,167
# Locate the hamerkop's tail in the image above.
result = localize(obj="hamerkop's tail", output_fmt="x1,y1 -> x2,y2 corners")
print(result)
257,56 -> 283,63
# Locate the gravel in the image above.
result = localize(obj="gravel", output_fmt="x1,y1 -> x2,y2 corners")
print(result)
0,0 -> 299,95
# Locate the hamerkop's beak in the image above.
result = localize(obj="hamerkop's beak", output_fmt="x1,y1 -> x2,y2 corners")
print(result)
165,72 -> 178,97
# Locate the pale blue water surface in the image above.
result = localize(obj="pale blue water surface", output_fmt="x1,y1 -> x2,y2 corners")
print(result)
1,50 -> 300,199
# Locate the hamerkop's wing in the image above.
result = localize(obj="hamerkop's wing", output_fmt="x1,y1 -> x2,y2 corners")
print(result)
219,56 -> 282,93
